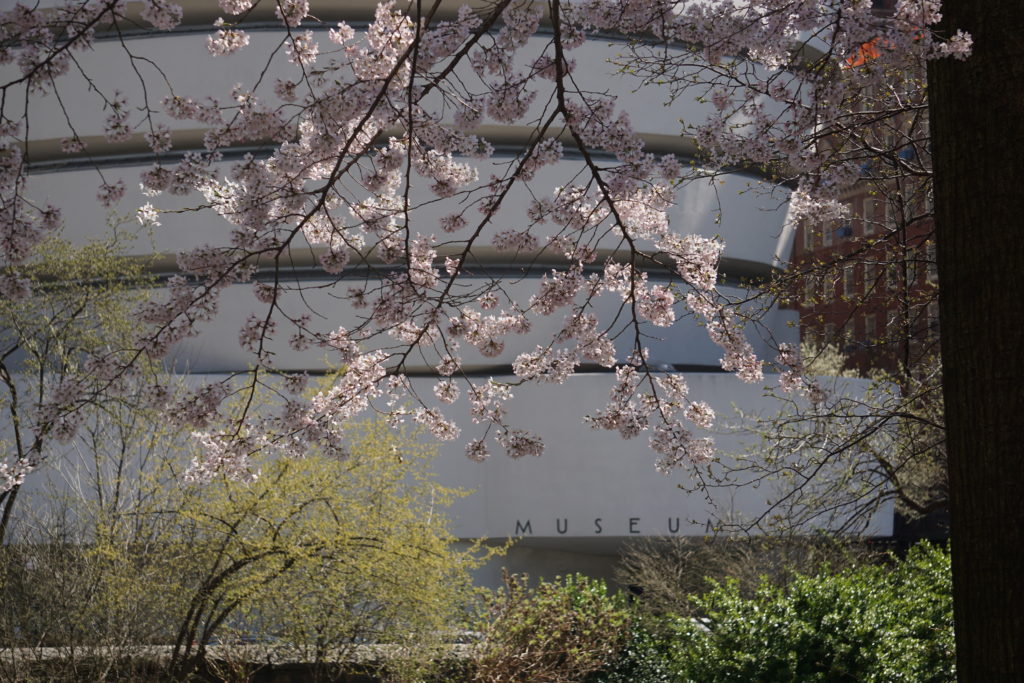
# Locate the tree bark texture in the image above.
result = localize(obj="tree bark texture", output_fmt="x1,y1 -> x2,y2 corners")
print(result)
929,2 -> 1024,679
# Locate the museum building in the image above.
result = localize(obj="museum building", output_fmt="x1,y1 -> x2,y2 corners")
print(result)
6,0 -> 892,586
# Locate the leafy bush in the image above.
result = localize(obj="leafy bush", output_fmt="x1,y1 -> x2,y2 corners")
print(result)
615,535 -> 877,617
468,572 -> 631,683
585,613 -> 680,683
670,542 -> 954,682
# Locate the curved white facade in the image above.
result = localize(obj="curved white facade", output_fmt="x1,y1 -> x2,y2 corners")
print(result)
4,1 -> 890,585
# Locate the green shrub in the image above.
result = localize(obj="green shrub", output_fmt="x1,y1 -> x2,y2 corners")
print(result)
670,542 -> 954,682
469,572 -> 631,683
586,613 -> 681,683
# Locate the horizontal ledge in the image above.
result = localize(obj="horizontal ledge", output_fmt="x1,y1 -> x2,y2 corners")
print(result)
401,363 -> 729,377
99,0 -> 825,63
126,0 -> 520,32
123,248 -> 777,288
83,0 -> 496,39
102,2 -> 630,43
166,365 -> 732,379
24,126 -> 784,184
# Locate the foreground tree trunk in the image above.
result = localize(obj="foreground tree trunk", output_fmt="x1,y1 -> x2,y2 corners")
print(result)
929,2 -> 1024,679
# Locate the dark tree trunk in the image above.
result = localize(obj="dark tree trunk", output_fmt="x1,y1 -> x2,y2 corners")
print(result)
928,2 -> 1024,679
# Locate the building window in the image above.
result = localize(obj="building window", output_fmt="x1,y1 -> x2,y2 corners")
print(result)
863,262 -> 876,295
913,183 -> 929,216
863,198 -> 877,235
837,201 -> 854,240
907,249 -> 920,285
866,198 -> 895,232
803,223 -> 815,251
804,278 -> 816,306
885,264 -> 898,292
927,301 -> 940,340
822,275 -> 834,302
926,241 -> 938,283
843,264 -> 856,298
822,221 -> 834,246
863,313 -> 876,343
842,325 -> 855,351
824,322 -> 836,345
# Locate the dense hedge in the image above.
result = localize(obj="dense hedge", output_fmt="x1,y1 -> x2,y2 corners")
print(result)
584,614 -> 680,683
597,542 -> 954,682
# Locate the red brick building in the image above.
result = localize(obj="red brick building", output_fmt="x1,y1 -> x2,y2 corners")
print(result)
787,0 -> 940,377
791,184 -> 938,377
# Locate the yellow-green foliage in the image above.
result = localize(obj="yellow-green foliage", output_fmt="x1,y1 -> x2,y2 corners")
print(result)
0,233 -> 152,375
3,417 -> 490,680
162,418 -> 490,675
